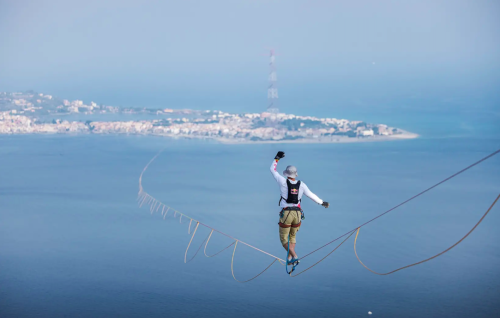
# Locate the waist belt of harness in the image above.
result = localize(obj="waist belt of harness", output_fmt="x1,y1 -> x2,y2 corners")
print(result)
283,207 -> 302,211
280,207 -> 304,219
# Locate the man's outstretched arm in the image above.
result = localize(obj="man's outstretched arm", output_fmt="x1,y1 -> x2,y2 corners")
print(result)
302,183 -> 329,208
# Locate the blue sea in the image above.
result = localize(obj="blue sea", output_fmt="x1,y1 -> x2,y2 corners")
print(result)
1,107 -> 499,318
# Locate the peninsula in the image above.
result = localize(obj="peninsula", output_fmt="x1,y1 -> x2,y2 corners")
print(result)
0,91 -> 418,143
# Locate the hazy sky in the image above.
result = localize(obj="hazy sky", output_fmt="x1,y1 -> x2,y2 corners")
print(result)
1,0 -> 499,113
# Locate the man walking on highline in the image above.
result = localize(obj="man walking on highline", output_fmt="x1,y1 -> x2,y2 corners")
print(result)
271,151 -> 329,268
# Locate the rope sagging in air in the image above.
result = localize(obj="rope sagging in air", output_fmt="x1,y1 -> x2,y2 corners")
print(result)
137,148 -> 500,282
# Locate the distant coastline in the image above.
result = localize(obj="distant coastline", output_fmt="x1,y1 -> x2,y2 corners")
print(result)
0,91 -> 418,143
216,131 -> 419,144
132,129 -> 419,144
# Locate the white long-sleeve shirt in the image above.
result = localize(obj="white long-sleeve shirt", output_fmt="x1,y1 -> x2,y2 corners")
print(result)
270,159 -> 324,208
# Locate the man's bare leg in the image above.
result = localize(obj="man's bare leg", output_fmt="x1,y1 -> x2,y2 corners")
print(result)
282,242 -> 298,260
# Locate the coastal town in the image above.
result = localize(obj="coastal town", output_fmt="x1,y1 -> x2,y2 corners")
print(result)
0,91 -> 417,143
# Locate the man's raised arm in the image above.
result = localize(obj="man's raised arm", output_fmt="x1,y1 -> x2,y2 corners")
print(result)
270,151 -> 286,183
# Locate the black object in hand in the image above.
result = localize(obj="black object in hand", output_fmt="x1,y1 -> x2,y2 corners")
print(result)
275,151 -> 285,160
321,201 -> 330,208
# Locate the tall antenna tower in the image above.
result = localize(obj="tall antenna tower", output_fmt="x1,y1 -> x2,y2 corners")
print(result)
267,49 -> 279,113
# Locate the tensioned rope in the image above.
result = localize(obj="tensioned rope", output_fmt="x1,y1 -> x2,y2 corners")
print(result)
299,148 -> 500,261
137,148 -> 499,282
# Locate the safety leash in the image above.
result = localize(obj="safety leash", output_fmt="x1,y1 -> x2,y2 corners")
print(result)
285,233 -> 297,275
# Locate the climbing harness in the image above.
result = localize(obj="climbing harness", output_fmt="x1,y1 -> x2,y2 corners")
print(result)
137,148 -> 500,283
278,207 -> 303,228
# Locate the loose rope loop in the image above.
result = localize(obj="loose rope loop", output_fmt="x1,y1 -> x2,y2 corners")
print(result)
353,193 -> 500,275
231,241 -> 278,283
204,229 -> 235,258
184,222 -> 200,263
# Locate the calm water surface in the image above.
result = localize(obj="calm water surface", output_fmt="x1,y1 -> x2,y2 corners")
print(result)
1,131 -> 499,317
